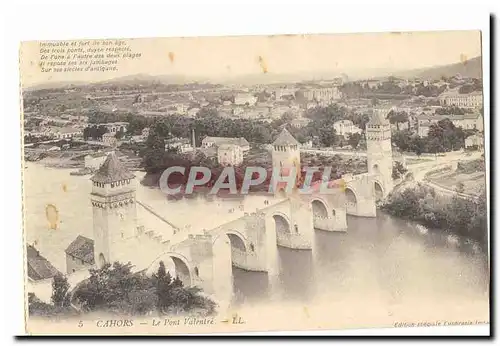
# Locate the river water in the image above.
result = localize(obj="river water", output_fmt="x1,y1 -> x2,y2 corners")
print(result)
24,162 -> 489,327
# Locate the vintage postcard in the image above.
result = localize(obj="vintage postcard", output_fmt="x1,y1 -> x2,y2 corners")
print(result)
20,31 -> 489,335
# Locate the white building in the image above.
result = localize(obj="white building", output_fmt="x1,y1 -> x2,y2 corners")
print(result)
438,89 -> 483,109
290,117 -> 312,128
274,88 -> 298,100
53,127 -> 82,139
465,134 -> 484,149
333,120 -> 363,137
102,132 -> 118,147
97,122 -> 129,134
234,93 -> 257,106
165,138 -> 194,153
201,136 -> 250,152
302,87 -> 342,102
217,144 -> 243,166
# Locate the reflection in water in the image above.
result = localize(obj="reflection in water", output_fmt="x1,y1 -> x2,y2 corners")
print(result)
232,213 -> 489,316
277,247 -> 315,301
232,267 -> 270,306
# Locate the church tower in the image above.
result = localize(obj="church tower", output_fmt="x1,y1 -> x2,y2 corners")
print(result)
366,107 -> 393,197
90,152 -> 137,268
271,128 -> 301,194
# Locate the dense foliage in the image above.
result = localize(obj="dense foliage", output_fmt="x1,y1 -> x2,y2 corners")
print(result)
392,119 -> 476,155
382,183 -> 487,248
73,261 -> 216,316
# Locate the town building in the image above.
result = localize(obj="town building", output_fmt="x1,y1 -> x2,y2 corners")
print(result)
234,93 -> 258,106
165,138 -> 194,153
201,136 -> 250,152
65,235 -> 95,273
302,87 -> 342,102
27,245 -> 61,282
438,89 -> 483,109
290,117 -> 312,128
102,132 -> 118,147
53,127 -> 82,139
333,120 -> 363,137
274,88 -> 298,100
465,134 -> 484,150
97,122 -> 129,134
217,144 -> 244,166
416,113 -> 484,137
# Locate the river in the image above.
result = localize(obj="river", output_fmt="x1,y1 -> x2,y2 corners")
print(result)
23,162 -> 489,327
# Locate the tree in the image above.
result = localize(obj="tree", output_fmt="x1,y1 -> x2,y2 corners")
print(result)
142,129 -> 166,173
318,123 -> 337,147
51,274 -> 70,308
153,261 -> 174,313
347,133 -> 362,149
455,182 -> 465,194
411,136 -> 426,157
392,161 -> 408,180
386,110 -> 409,131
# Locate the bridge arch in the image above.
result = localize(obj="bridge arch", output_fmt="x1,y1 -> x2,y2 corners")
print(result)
212,229 -> 248,252
146,252 -> 194,287
344,185 -> 358,213
373,180 -> 384,201
272,212 -> 292,234
311,198 -> 329,218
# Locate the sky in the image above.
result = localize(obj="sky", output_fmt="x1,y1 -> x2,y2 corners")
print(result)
19,30 -> 482,87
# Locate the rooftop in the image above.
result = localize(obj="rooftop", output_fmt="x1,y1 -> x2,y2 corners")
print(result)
417,113 -> 482,122
65,235 -> 95,264
27,245 -> 61,281
90,152 -> 135,184
202,136 -> 250,147
273,128 -> 299,146
439,88 -> 483,97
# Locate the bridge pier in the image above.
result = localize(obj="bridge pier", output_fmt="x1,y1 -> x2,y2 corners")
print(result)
344,174 -> 378,218
270,197 -> 314,250
313,210 -> 348,232
347,195 -> 377,217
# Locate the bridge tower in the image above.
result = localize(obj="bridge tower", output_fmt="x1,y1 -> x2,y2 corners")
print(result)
366,107 -> 393,198
271,128 -> 301,195
90,152 -> 138,268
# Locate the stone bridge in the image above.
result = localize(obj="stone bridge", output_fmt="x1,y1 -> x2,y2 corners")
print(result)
141,172 -> 388,303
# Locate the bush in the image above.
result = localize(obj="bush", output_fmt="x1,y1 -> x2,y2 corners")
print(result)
73,261 -> 217,317
381,184 -> 488,248
456,159 -> 485,174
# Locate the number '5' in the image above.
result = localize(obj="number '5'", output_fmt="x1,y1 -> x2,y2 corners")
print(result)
78,320 -> 83,328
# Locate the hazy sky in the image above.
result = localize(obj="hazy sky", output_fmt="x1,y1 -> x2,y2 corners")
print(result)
20,30 -> 482,87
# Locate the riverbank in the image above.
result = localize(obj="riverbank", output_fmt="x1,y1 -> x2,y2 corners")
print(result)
381,182 -> 488,252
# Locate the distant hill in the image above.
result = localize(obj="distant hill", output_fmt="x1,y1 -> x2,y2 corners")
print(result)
393,56 -> 482,80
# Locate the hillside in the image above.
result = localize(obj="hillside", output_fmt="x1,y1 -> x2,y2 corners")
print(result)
395,56 -> 482,80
